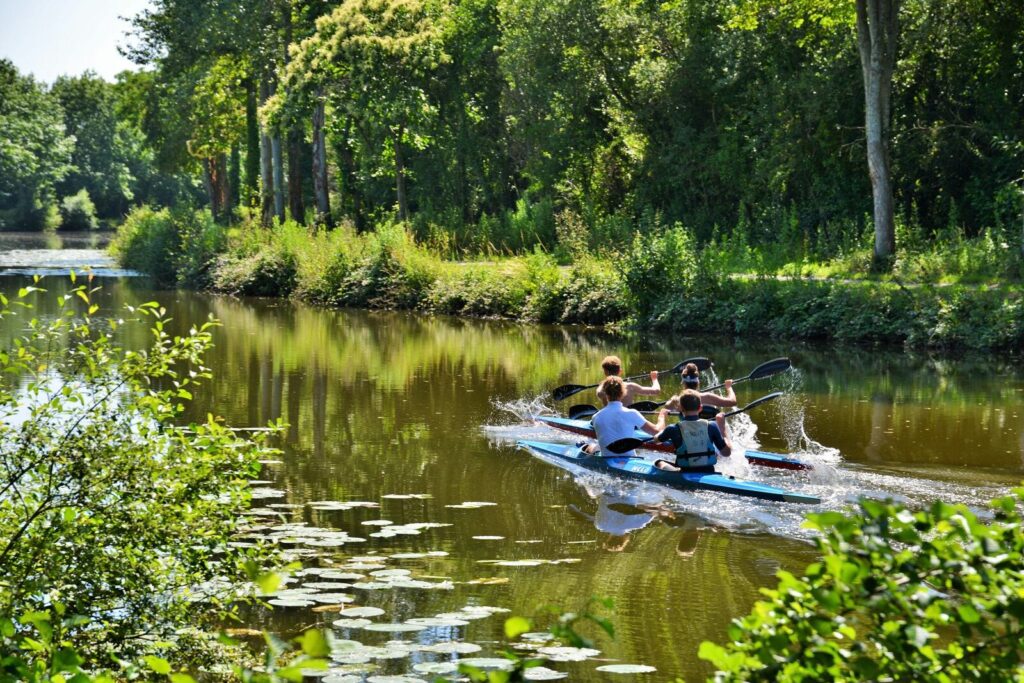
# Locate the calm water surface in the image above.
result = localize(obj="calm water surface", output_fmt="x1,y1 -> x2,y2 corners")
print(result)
3,258 -> 1023,680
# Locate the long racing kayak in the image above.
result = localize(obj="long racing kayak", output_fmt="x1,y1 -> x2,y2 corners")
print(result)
517,440 -> 820,504
533,415 -> 811,471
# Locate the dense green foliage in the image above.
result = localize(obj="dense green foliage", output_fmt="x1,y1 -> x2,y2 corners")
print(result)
58,189 -> 99,231
109,0 -> 1023,264
0,60 -> 74,230
699,491 -> 1024,681
0,279 -> 333,680
114,209 -> 1024,350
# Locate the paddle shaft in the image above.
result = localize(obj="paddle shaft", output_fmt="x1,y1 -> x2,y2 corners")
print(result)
551,356 -> 711,401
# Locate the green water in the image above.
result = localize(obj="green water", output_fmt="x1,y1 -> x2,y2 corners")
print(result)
4,272 -> 1023,681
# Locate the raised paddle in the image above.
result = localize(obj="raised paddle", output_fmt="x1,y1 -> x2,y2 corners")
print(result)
703,357 -> 792,393
720,391 -> 784,418
628,358 -> 792,412
551,356 -> 712,402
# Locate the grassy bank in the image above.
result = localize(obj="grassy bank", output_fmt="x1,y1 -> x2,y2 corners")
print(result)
111,206 -> 1024,351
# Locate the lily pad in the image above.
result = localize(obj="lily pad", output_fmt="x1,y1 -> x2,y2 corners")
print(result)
311,593 -> 355,604
339,606 -> 385,618
366,676 -> 425,683
457,658 -> 515,671
362,623 -> 427,633
362,519 -> 394,526
422,641 -> 482,654
405,616 -> 470,627
595,664 -> 657,674
371,569 -> 412,578
537,646 -> 601,662
524,667 -> 568,680
268,598 -> 314,608
472,535 -> 505,540
412,662 -> 458,675
331,618 -> 373,629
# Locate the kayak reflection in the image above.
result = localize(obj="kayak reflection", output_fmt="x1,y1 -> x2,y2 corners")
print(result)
570,490 -> 710,554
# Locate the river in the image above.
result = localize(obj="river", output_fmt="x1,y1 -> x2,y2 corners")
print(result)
2,232 -> 1022,681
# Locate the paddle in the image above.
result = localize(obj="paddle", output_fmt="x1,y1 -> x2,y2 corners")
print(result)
703,357 -> 791,393
568,404 -> 598,420
628,358 -> 792,412
596,393 -> 782,456
551,356 -> 712,401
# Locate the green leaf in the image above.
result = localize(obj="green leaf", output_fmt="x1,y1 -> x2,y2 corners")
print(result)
144,655 -> 172,675
504,616 -> 531,639
170,674 -> 197,683
297,629 -> 330,657
957,603 -> 981,624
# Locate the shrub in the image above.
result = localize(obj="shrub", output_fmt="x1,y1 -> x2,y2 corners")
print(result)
0,281 -> 278,672
58,188 -> 99,230
700,491 -> 1024,681
110,205 -> 177,286
336,222 -> 438,309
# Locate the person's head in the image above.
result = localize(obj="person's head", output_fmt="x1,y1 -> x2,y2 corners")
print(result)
681,363 -> 700,389
601,355 -> 622,376
680,389 -> 702,414
600,376 -> 625,402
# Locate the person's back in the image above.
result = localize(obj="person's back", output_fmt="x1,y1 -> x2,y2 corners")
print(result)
595,355 -> 660,407
590,376 -> 667,457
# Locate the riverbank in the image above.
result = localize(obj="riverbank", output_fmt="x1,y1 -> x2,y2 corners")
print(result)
111,206 -> 1024,352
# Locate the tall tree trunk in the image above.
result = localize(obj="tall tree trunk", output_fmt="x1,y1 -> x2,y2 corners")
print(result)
203,157 -> 220,219
272,134 -> 285,223
282,0 -> 305,224
245,79 -> 260,206
259,75 -> 274,226
312,93 -> 332,228
394,125 -> 408,221
856,0 -> 900,268
228,143 -> 240,217
217,153 -> 230,220
287,128 -> 305,223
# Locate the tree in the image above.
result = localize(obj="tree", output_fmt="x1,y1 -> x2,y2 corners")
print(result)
0,60 -> 74,230
51,73 -> 137,218
278,0 -> 449,222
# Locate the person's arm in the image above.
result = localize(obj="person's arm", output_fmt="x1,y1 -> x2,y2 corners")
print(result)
701,379 -> 737,408
712,413 -> 732,456
633,370 -> 661,396
596,385 -> 609,406
641,408 -> 668,436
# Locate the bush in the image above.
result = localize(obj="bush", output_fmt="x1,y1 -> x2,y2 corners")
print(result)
0,282 -> 278,672
110,205 -> 177,285
111,205 -> 225,288
700,491 -> 1024,681
58,188 -> 99,230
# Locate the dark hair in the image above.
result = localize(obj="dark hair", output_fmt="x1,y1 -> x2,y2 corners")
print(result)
680,389 -> 702,412
601,355 -> 622,375
600,376 -> 625,401
682,362 -> 700,387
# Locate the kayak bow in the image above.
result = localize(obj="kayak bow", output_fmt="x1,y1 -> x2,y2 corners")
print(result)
517,440 -> 820,505
533,415 -> 812,471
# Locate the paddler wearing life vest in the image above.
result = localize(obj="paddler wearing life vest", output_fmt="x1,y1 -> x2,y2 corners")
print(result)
585,376 -> 668,457
652,389 -> 732,473
595,355 -> 661,407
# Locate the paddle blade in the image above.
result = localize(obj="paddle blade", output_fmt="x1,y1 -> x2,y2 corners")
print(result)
723,391 -> 784,418
568,404 -> 598,420
605,437 -> 646,454
552,384 -> 587,401
629,400 -> 663,412
749,357 -> 792,380
667,357 -> 712,374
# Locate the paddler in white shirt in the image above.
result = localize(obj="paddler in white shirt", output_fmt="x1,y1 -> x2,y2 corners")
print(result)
585,376 -> 668,457
595,355 -> 661,407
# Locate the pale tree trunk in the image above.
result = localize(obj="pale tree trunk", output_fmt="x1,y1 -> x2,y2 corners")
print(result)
312,91 -> 332,228
856,0 -> 900,267
394,125 -> 408,221
282,1 -> 305,224
259,75 -> 274,226
272,134 -> 285,223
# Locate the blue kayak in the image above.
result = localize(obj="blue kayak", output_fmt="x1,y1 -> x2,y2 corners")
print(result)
533,415 -> 812,471
517,440 -> 821,505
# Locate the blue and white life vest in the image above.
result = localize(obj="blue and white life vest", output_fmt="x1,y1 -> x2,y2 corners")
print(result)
674,419 -> 717,468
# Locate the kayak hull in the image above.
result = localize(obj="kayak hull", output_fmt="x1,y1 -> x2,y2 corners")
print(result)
533,415 -> 812,471
517,440 -> 820,505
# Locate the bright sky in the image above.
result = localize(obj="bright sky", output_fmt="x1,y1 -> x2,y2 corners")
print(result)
0,0 -> 153,84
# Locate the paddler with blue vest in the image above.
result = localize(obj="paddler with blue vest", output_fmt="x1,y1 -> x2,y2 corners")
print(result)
652,389 -> 732,473
583,376 -> 668,457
